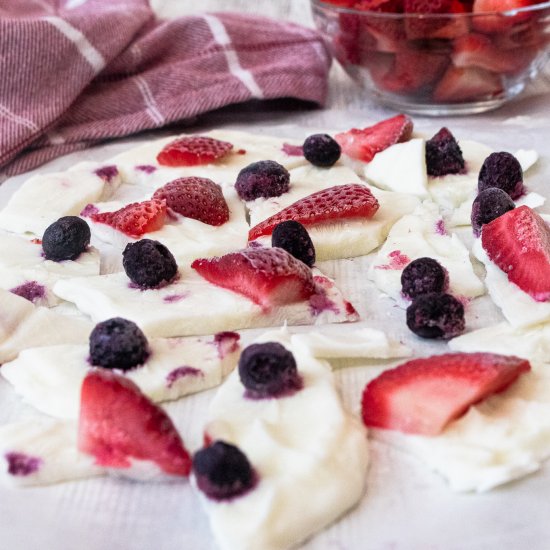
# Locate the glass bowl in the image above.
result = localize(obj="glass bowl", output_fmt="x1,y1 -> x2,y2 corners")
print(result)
311,0 -> 550,115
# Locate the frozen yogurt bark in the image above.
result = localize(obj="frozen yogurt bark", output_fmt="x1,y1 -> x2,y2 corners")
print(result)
195,329 -> 369,550
2,332 -> 240,419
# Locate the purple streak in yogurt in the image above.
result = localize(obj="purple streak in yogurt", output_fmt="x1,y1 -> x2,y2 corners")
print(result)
80,203 -> 99,217
135,164 -> 157,174
5,452 -> 42,476
213,331 -> 240,359
163,292 -> 189,303
309,292 -> 340,316
10,281 -> 46,304
435,219 -> 448,235
282,143 -> 304,157
166,366 -> 203,388
375,250 -> 411,270
94,165 -> 118,183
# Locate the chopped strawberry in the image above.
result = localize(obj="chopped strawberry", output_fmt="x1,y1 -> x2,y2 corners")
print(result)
191,247 -> 316,309
248,184 -> 380,241
362,352 -> 530,435
157,136 -> 233,167
91,199 -> 167,238
432,65 -> 503,102
335,114 -> 413,162
152,177 -> 229,226
357,0 -> 407,53
404,0 -> 470,39
452,33 -> 529,73
481,205 -> 550,302
473,0 -> 535,33
79,370 -> 191,477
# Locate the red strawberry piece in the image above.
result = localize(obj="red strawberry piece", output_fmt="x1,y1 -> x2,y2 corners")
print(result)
91,199 -> 167,238
380,50 -> 449,93
432,65 -> 503,102
324,0 -> 356,5
473,0 -> 535,33
404,0 -> 469,40
335,114 -> 413,162
362,352 -> 530,435
452,33 -> 529,73
361,51 -> 396,86
157,136 -> 233,167
152,177 -> 229,226
79,370 -> 191,477
481,205 -> 550,302
357,0 -> 408,53
248,184 -> 380,241
191,247 -> 316,309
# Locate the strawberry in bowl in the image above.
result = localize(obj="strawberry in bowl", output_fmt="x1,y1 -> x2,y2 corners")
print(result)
311,0 -> 550,114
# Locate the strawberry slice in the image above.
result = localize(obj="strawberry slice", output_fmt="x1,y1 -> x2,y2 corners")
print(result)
191,247 -> 316,309
79,370 -> 191,477
152,177 -> 229,226
404,0 -> 469,40
433,66 -> 503,102
248,184 -> 380,241
481,205 -> 550,302
91,199 -> 167,238
473,0 -> 535,33
335,114 -> 413,162
362,353 -> 530,435
157,136 -> 233,167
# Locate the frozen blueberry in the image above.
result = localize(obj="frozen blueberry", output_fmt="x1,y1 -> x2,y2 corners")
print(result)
406,293 -> 465,339
471,188 -> 515,237
271,220 -> 315,267
478,152 -> 524,199
193,441 -> 256,501
401,257 -> 448,299
122,239 -> 177,288
238,342 -> 302,398
425,127 -> 465,177
89,317 -> 149,370
42,216 -> 91,261
302,134 -> 341,167
234,160 -> 290,201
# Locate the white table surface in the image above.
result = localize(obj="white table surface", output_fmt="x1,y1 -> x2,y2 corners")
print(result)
1,2 -> 550,550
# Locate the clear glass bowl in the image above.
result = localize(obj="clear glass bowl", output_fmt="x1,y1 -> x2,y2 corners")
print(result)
311,0 -> 550,115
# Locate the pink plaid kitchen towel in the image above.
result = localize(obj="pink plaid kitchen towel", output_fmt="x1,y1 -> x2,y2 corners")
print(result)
0,0 -> 331,179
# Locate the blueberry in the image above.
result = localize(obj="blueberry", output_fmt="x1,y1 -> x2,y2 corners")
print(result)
401,257 -> 448,299
89,317 -> 149,370
271,220 -> 315,267
478,152 -> 524,199
193,441 -> 255,501
42,216 -> 91,261
425,127 -> 465,177
471,188 -> 515,237
122,239 -> 177,288
406,293 -> 465,339
238,342 -> 302,398
302,134 -> 341,167
234,160 -> 290,201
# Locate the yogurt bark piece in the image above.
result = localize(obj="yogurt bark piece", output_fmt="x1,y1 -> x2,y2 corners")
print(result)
368,201 -> 484,305
0,289 -> 92,363
2,333 -> 240,419
196,330 -> 369,550
53,267 -> 358,338
0,418 -> 103,487
0,231 -> 100,306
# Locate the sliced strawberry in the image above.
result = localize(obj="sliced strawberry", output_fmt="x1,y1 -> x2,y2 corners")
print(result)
433,65 -> 503,102
152,177 -> 229,226
191,247 -> 316,309
335,114 -> 413,162
473,0 -> 535,33
248,184 -> 380,241
79,370 -> 191,477
404,0 -> 470,39
481,205 -> 550,302
362,352 -> 530,435
91,199 -> 166,238
357,0 -> 408,53
157,136 -> 233,167
452,33 -> 529,73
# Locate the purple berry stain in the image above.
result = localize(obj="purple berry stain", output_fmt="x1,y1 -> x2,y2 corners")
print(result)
94,165 -> 119,183
166,366 -> 203,388
80,203 -> 99,217
163,292 -> 189,304
5,452 -> 42,476
282,143 -> 304,156
135,165 -> 157,174
214,331 -> 240,359
376,250 -> 411,270
435,219 -> 447,235
10,281 -> 46,304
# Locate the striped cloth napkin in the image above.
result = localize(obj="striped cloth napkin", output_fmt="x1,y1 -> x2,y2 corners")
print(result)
0,0 -> 331,179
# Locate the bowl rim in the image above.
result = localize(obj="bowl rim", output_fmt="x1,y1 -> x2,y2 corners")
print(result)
311,0 -> 550,18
